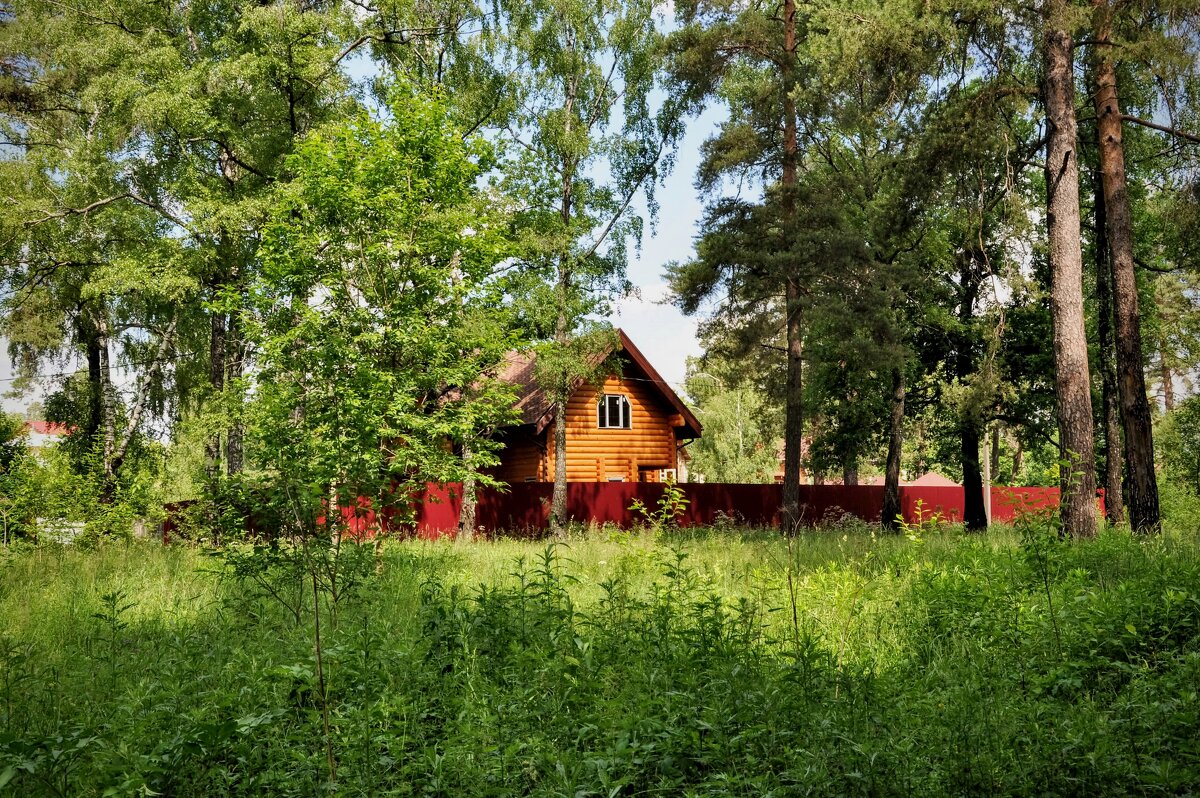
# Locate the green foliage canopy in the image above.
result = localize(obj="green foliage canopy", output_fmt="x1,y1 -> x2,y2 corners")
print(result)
246,86 -> 518,528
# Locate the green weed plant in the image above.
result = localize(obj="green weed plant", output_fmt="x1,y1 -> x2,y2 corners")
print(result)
0,526 -> 1198,795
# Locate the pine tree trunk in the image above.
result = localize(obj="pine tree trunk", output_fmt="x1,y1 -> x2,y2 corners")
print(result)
782,279 -> 804,529
779,0 -> 804,533
1092,161 -> 1125,524
881,367 -> 905,532
1091,4 -> 1160,533
1042,2 -> 1099,538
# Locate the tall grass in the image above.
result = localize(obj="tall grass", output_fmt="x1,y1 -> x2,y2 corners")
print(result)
1,522 -> 1198,796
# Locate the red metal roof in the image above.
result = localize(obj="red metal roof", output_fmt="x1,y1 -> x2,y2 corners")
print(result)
24,420 -> 71,436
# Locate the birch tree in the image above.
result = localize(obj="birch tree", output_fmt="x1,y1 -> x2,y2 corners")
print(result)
492,0 -> 679,533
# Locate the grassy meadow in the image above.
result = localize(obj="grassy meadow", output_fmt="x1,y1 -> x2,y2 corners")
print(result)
1,520 -> 1199,796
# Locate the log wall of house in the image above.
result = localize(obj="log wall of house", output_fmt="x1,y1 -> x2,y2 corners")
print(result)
546,375 -> 680,483
488,428 -> 545,484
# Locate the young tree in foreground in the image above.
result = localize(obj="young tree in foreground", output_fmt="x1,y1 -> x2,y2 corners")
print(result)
247,85 -> 517,540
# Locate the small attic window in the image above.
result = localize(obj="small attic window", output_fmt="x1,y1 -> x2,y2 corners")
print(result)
597,394 -> 631,429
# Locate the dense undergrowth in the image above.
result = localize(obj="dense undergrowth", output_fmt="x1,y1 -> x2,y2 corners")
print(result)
1,519 -> 1198,796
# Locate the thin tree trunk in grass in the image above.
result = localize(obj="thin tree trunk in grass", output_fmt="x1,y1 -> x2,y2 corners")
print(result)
1091,1 -> 1160,533
97,308 -> 117,499
961,423 -> 987,530
226,307 -> 244,476
549,268 -> 570,535
1043,1 -> 1098,538
1012,438 -> 1024,483
1093,162 -> 1125,524
842,458 -> 858,486
882,366 -> 905,532
779,0 -> 804,534
458,443 -> 477,543
550,406 -> 568,533
990,426 -> 1001,479
782,283 -> 805,529
83,318 -> 103,443
207,307 -> 226,482
957,255 -> 987,532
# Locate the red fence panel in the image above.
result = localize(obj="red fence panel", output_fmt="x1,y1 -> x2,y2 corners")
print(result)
412,482 -> 1067,537
679,483 -> 782,527
990,487 -> 1061,523
161,482 -> 1070,541
901,486 -> 965,526
798,485 -> 886,523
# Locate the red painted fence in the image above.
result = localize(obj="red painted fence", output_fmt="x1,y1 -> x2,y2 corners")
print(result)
406,482 -> 1064,538
163,483 -> 1067,541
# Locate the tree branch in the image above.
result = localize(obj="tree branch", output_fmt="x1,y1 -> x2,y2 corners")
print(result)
1121,113 -> 1200,144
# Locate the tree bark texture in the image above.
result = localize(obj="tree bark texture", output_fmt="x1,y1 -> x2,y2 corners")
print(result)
1156,338 -> 1176,408
1092,161 -> 1125,524
881,367 -> 905,532
1042,5 -> 1099,537
779,0 -> 804,533
207,307 -> 226,482
457,443 -> 477,543
82,314 -> 103,444
1160,342 -> 1175,412
548,268 -> 571,535
226,308 -> 244,476
957,253 -> 987,531
97,307 -> 117,498
842,458 -> 858,487
1091,4 -> 1160,532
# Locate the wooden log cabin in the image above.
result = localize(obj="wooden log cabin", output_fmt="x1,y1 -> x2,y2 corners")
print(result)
488,330 -> 702,484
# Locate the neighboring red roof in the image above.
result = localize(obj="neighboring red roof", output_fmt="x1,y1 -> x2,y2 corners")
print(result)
498,329 -> 702,439
24,421 -> 71,436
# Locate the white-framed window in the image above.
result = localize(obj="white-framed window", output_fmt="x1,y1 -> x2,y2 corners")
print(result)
597,394 -> 632,429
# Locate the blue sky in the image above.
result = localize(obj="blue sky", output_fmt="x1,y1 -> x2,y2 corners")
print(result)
610,108 -> 721,393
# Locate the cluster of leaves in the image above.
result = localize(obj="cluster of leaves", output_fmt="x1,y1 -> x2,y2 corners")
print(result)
244,84 -> 519,531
